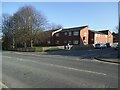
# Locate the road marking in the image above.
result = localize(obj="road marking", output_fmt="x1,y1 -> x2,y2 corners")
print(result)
0,81 -> 10,89
13,52 -> 88,62
13,52 -> 119,65
3,56 -> 107,76
46,63 -> 107,76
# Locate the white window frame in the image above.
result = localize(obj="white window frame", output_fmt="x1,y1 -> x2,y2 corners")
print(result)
47,40 -> 51,44
73,40 -> 79,44
95,34 -> 98,37
68,32 -> 72,36
56,33 -> 60,37
64,32 -> 67,35
56,40 -> 59,44
84,32 -> 87,36
68,40 -> 72,44
73,31 -> 79,36
105,35 -> 107,38
64,40 -> 67,44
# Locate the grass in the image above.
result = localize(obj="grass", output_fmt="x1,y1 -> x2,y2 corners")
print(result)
34,46 -> 65,52
6,46 -> 65,52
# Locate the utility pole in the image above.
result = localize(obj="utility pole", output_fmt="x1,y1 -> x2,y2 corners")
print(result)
118,1 -> 120,58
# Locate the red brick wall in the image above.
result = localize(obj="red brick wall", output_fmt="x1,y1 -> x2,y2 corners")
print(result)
88,31 -> 94,44
80,27 -> 89,46
52,27 -> 89,46
53,31 -> 81,45
39,29 -> 113,46
107,31 -> 113,44
94,33 -> 108,44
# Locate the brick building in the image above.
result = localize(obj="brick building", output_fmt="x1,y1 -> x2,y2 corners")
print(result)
43,26 -> 113,47
53,26 -> 89,46
99,30 -> 113,45
112,32 -> 119,43
89,30 -> 113,45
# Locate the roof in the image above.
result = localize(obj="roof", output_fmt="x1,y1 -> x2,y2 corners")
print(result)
98,30 -> 109,35
44,29 -> 59,33
89,30 -> 106,35
61,25 -> 88,32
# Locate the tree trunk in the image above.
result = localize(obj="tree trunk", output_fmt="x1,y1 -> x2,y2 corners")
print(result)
24,42 -> 27,48
30,40 -> 33,48
12,37 -> 15,48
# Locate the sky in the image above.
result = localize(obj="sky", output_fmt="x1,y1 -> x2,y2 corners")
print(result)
2,2 -> 119,32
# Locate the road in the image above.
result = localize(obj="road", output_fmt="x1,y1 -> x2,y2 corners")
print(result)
2,50 -> 118,88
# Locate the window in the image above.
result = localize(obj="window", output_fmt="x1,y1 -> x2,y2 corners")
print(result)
68,32 -> 72,36
73,31 -> 79,36
47,41 -> 51,44
99,34 -> 100,37
105,35 -> 107,38
64,40 -> 67,44
83,37 -> 85,40
91,38 -> 94,41
56,33 -> 59,37
108,35 -> 111,38
95,34 -> 101,37
64,32 -> 67,35
56,40 -> 59,44
73,40 -> 79,44
84,32 -> 87,36
68,40 -> 72,44
95,34 -> 98,37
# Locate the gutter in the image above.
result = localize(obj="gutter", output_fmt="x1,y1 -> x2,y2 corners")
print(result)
94,57 -> 120,64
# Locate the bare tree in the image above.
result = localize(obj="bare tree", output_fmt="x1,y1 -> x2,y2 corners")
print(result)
2,6 -> 63,49
12,6 -> 47,48
2,14 -> 14,49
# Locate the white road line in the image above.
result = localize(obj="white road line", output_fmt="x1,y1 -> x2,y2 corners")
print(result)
3,56 -> 107,76
13,52 -> 118,65
13,52 -> 86,62
46,63 -> 107,76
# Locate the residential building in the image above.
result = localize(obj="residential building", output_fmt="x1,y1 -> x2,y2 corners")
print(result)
41,29 -> 62,46
99,30 -> 113,45
41,26 -> 113,47
53,26 -> 89,46
112,32 -> 119,43
89,30 -> 108,44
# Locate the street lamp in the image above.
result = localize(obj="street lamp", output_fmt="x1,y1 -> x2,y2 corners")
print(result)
118,1 -> 120,58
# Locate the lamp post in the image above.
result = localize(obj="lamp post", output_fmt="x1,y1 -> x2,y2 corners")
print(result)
118,1 -> 120,58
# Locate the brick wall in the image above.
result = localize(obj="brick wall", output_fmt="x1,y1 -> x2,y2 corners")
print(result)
80,27 -> 89,46
94,33 -> 108,44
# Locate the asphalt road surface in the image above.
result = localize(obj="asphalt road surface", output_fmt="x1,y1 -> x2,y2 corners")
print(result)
2,51 -> 118,88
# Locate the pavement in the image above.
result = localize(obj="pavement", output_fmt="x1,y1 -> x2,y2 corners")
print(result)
92,48 -> 119,64
2,50 -> 119,88
45,48 -> 119,64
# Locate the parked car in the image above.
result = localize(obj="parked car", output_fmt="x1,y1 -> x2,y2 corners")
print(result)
106,43 -> 111,48
95,43 -> 107,49
114,45 -> 118,50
